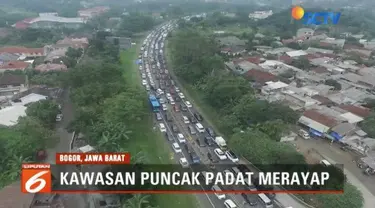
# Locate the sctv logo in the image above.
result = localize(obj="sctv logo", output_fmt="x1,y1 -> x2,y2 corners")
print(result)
292,6 -> 341,25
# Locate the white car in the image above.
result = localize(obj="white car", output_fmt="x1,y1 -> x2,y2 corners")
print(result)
146,85 -> 150,91
179,158 -> 189,168
177,133 -> 186,143
162,104 -> 167,111
185,101 -> 192,108
157,89 -> 164,95
169,99 -> 175,105
139,66 -> 143,70
159,98 -> 165,104
182,116 -> 189,124
225,150 -> 239,163
214,148 -> 227,160
172,142 -> 181,153
166,93 -> 172,100
142,80 -> 147,86
56,114 -> 63,122
175,87 -> 180,92
299,129 -> 310,139
159,123 -> 166,132
178,92 -> 184,98
141,73 -> 146,79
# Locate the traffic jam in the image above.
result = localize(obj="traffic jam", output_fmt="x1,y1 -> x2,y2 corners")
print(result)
138,19 -> 275,208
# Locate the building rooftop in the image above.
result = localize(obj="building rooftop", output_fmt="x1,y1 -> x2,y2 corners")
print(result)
265,47 -> 294,55
245,69 -> 278,84
0,61 -> 30,70
11,93 -> 47,106
306,47 -> 334,54
0,46 -> 43,55
0,105 -> 27,126
340,112 -> 364,123
331,122 -> 356,136
35,63 -> 68,72
264,81 -> 288,90
30,16 -> 86,24
216,36 -> 246,46
302,109 -> 338,127
286,50 -> 308,57
338,105 -> 372,118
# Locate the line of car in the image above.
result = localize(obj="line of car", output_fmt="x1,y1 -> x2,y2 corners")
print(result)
139,20 -> 275,208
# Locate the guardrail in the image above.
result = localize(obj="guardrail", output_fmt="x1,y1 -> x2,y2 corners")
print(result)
69,131 -> 76,152
241,157 -> 315,208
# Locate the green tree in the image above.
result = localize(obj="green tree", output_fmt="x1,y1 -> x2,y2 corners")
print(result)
123,194 -> 156,208
359,114 -> 375,138
313,183 -> 363,208
325,79 -> 342,90
253,119 -> 290,142
26,100 -> 60,128
291,57 -> 311,70
228,129 -> 306,165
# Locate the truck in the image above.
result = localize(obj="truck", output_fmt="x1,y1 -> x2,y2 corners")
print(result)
215,136 -> 227,150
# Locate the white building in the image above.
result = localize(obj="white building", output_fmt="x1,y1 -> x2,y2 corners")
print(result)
248,10 -> 273,20
0,105 -> 27,126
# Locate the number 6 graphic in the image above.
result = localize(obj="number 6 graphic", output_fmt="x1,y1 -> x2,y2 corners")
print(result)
25,171 -> 49,193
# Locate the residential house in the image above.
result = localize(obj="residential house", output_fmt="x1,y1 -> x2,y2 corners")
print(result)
298,109 -> 338,136
14,15 -> 86,30
0,105 -> 27,126
248,10 -> 273,20
320,38 -> 346,49
286,50 -> 308,58
0,47 -> 44,58
55,37 -> 89,49
78,6 -> 110,19
264,47 -> 294,56
282,90 -> 320,110
343,135 -> 375,155
35,63 -> 68,72
328,122 -> 357,141
238,59 -> 260,70
337,105 -> 371,119
311,95 -> 335,106
296,28 -> 314,38
217,36 -> 247,56
327,87 -> 375,104
340,72 -> 375,88
261,81 -> 288,95
306,47 -> 334,54
245,69 -> 278,86
0,74 -> 27,101
44,47 -> 68,63
0,61 -> 30,72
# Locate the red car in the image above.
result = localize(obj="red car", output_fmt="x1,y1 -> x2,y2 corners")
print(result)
174,105 -> 180,112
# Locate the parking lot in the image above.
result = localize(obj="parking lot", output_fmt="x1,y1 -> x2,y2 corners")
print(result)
138,21 -> 276,208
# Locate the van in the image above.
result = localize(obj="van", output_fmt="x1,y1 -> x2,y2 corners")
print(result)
320,159 -> 331,166
188,125 -> 196,134
195,123 -> 205,133
212,185 -> 225,200
224,199 -> 237,208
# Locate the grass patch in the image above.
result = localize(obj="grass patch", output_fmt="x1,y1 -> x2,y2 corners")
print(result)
119,46 -> 200,208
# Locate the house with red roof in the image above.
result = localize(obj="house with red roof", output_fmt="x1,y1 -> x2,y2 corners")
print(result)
0,47 -> 44,58
245,69 -> 277,85
78,6 -> 110,19
0,61 -> 30,72
298,109 -> 338,136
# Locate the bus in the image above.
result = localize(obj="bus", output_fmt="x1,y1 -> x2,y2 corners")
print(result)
149,94 -> 160,112
258,193 -> 273,208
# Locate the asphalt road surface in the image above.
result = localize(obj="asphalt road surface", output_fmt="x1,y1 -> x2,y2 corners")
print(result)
140,22 -> 272,208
